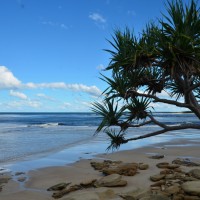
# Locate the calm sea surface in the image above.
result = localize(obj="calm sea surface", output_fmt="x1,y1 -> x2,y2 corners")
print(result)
0,112 -> 199,169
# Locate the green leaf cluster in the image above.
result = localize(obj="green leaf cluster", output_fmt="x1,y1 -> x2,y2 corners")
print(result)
91,0 -> 200,150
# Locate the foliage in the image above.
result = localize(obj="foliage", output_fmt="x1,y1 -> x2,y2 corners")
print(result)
91,0 -> 200,150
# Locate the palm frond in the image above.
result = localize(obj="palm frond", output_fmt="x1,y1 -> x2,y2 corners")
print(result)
126,97 -> 152,121
105,129 -> 126,151
91,99 -> 125,133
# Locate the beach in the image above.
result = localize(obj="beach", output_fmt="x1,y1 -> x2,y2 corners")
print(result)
1,135 -> 200,200
0,112 -> 200,199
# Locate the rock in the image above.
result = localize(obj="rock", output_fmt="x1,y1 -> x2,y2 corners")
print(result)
167,164 -> 180,169
94,174 -> 127,187
184,195 -> 200,200
119,188 -> 151,200
0,176 -> 11,184
149,155 -> 165,159
63,191 -> 100,200
90,161 -> 109,170
102,163 -> 138,176
90,160 -> 122,170
173,194 -> 184,200
183,177 -> 198,181
165,174 -> 175,179
140,194 -> 170,200
47,182 -> 71,191
156,162 -> 170,168
172,158 -> 200,167
17,177 -> 26,182
52,185 -> 82,198
181,181 -> 200,196
189,169 -> 200,179
80,179 -> 97,187
151,180 -> 166,187
150,174 -> 165,182
183,196 -> 200,200
15,172 -> 25,176
96,188 -> 115,199
139,163 -> 149,170
165,185 -> 180,195
156,162 -> 180,169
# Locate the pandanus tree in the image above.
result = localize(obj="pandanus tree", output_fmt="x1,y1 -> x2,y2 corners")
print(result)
91,0 -> 200,150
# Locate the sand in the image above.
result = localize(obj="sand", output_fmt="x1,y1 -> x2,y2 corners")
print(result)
1,137 -> 200,200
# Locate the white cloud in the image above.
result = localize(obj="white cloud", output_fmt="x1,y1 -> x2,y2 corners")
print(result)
63,102 -> 71,107
89,13 -> 106,23
10,90 -> 28,100
24,83 -> 102,96
4,100 -> 41,109
0,66 -> 102,97
0,66 -> 21,89
36,93 -> 55,101
27,100 -> 41,108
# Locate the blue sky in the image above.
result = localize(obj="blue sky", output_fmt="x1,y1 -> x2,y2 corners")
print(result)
0,0 -> 192,112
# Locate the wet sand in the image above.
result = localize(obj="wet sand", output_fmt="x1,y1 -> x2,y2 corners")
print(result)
0,137 -> 200,200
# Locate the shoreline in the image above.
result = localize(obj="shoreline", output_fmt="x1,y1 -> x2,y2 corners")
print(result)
1,135 -> 200,199
2,128 -> 197,173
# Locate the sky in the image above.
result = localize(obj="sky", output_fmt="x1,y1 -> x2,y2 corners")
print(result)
0,0 -> 192,112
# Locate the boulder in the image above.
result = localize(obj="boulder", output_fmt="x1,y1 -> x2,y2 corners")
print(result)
149,155 -> 165,159
156,162 -> 180,169
164,185 -> 180,195
96,188 -> 115,199
181,181 -> 200,196
0,176 -> 11,184
90,160 -> 122,170
94,174 -> 127,187
150,174 -> 165,182
189,169 -> 200,179
17,177 -> 26,182
139,163 -> 149,170
47,182 -> 71,191
102,163 -> 138,176
172,158 -> 200,167
183,196 -> 200,200
63,191 -> 100,200
156,162 -> 170,169
15,172 -> 25,176
140,194 -> 170,200
119,188 -> 151,200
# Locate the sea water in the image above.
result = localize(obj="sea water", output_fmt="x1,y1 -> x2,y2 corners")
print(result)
0,112 -> 199,171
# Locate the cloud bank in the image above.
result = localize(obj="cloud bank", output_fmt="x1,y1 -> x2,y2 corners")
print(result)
10,90 -> 28,100
0,66 -> 21,89
0,66 -> 102,97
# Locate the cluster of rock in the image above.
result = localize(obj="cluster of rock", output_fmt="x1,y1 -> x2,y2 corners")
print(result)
48,158 -> 200,200
51,174 -> 128,198
50,160 -> 149,199
90,160 -> 149,176
148,161 -> 200,200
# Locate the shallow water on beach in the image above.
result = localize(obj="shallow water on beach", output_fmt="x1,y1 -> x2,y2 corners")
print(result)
0,112 -> 199,172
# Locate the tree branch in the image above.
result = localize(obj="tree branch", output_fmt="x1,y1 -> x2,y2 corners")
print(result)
125,123 -> 200,142
129,90 -> 192,108
186,82 -> 200,93
147,114 -> 168,129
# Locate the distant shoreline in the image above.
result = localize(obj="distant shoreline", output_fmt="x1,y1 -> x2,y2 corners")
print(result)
0,111 -> 192,114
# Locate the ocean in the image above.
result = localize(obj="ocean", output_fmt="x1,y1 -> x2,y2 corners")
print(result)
0,112 -> 199,171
